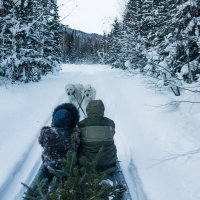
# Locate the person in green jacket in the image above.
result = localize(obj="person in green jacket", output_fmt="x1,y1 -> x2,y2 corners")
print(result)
78,99 -> 117,173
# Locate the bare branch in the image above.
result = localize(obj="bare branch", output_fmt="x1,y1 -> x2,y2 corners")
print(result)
159,148 -> 200,162
146,100 -> 200,110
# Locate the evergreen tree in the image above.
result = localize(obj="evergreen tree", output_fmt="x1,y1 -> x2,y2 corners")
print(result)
121,0 -> 148,71
38,0 -> 62,74
68,30 -> 77,63
143,0 -> 175,76
23,154 -> 125,200
0,0 -> 18,79
168,0 -> 200,83
61,26 -> 101,64
0,0 -> 62,82
98,33 -> 109,64
13,0 -> 42,82
106,19 -> 124,68
107,0 -> 200,91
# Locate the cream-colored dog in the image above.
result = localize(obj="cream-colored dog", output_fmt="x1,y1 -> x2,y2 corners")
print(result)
82,84 -> 96,112
65,84 -> 83,108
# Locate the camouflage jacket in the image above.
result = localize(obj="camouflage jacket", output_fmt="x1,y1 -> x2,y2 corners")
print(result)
39,126 -> 80,171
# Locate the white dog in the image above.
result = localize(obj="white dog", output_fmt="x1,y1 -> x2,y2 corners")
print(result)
65,84 -> 83,108
82,84 -> 96,112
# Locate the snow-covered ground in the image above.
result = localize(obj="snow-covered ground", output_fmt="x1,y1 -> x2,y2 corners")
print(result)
1,64 -> 200,200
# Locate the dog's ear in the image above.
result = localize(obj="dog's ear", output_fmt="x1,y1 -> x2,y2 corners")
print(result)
65,84 -> 69,91
66,84 -> 71,88
80,84 -> 84,90
88,84 -> 92,89
70,84 -> 76,90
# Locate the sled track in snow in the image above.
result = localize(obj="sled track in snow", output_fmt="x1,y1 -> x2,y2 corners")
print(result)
0,94 -> 66,200
15,156 -> 42,199
0,135 -> 42,199
127,159 -> 149,200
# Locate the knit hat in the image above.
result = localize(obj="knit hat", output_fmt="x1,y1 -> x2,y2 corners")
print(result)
52,108 -> 72,128
52,103 -> 79,128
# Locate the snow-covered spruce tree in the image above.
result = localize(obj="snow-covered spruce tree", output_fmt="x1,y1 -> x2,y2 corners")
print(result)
144,0 -> 200,85
140,0 -> 182,95
120,0 -> 140,70
0,0 -> 61,82
30,0 -> 61,75
117,0 -> 149,72
143,0 -> 176,78
122,0 -> 172,73
37,0 -> 62,75
103,32 -> 114,65
120,0 -> 169,73
0,0 -> 19,80
13,0 -> 44,82
168,0 -> 200,83
0,0 -> 40,82
138,0 -> 163,74
106,19 -> 124,68
108,0 -> 200,91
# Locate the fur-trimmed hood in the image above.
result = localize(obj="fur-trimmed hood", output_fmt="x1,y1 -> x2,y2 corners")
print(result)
52,103 -> 80,128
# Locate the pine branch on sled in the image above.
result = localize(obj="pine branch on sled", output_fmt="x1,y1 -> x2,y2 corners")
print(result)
22,153 -> 130,200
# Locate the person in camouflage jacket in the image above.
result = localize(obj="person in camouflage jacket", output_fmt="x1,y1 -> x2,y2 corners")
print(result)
39,103 -> 80,177
78,100 -> 117,173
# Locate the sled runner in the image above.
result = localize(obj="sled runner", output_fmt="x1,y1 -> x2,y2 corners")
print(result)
111,161 -> 132,200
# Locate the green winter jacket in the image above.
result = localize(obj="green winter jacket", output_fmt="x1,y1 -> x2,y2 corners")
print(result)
78,100 -> 117,172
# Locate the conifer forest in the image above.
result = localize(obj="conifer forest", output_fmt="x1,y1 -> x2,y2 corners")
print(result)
0,0 -> 200,87
99,0 -> 200,95
0,0 -> 101,83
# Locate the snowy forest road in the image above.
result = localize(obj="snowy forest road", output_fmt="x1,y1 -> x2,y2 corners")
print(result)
1,64 -> 200,200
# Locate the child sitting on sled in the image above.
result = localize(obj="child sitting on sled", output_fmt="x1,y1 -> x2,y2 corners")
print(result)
38,103 -> 80,180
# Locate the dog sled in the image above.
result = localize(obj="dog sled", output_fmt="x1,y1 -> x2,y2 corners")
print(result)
23,88 -> 132,199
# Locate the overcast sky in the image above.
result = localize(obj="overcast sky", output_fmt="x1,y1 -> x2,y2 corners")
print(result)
57,0 -> 126,35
